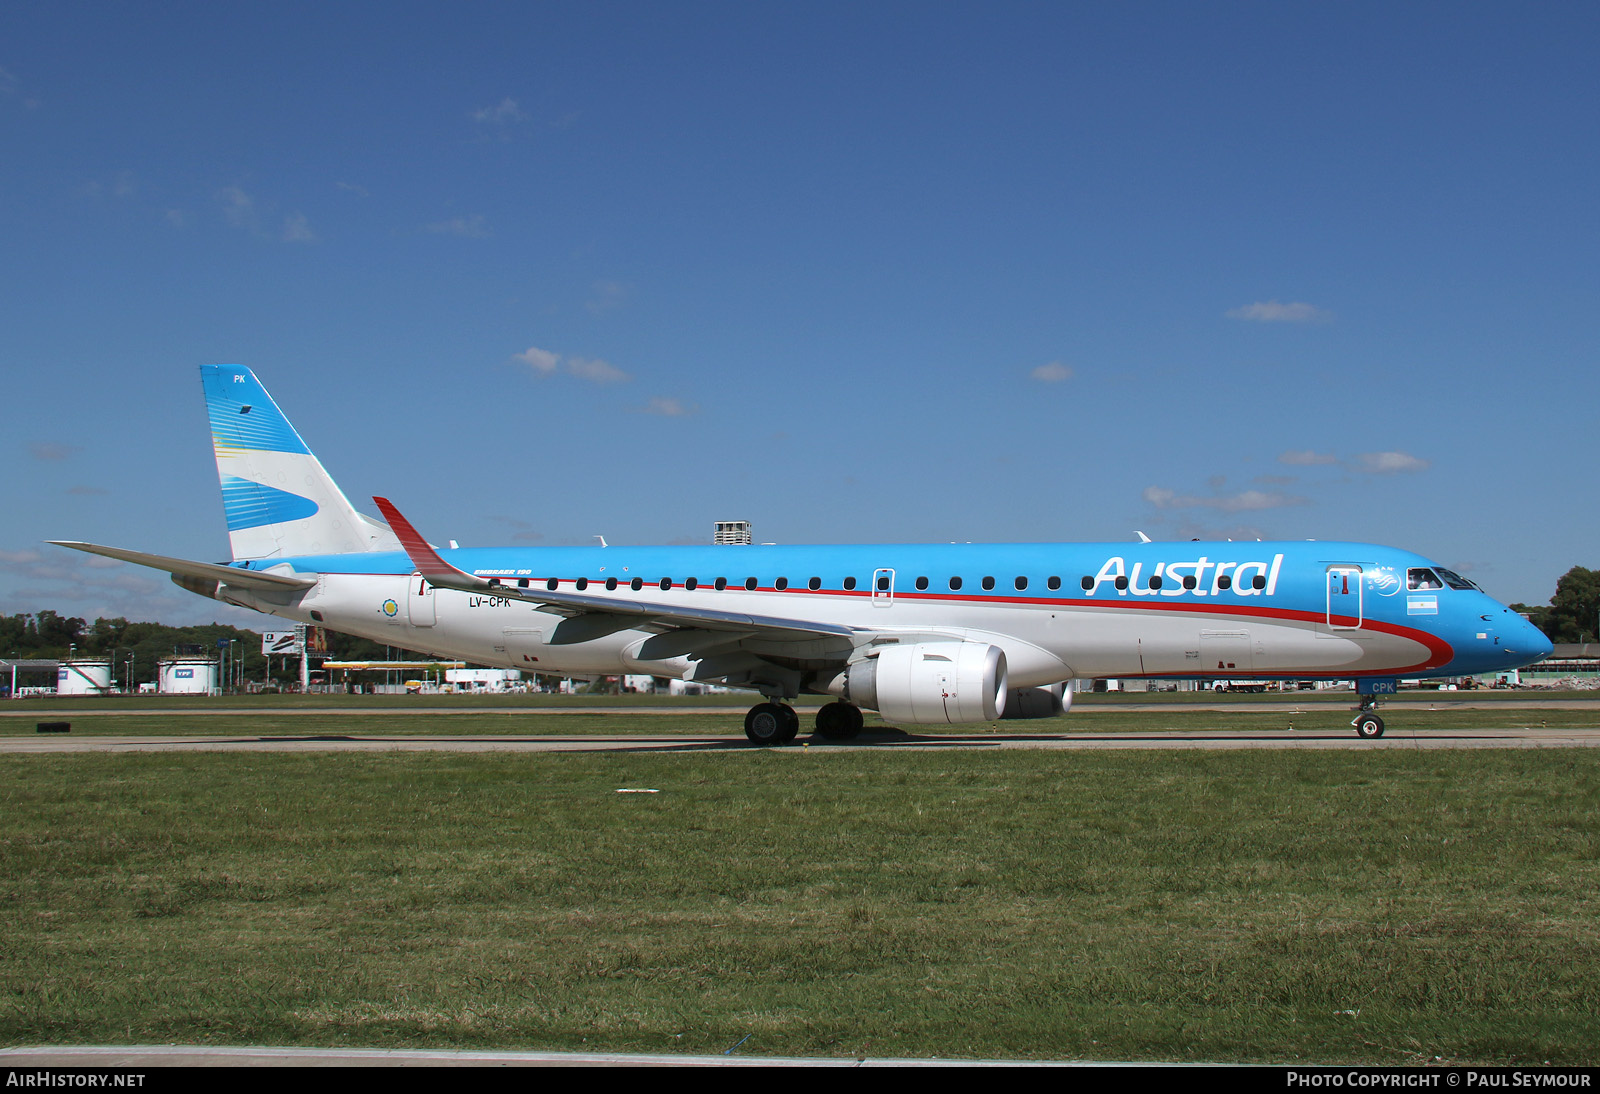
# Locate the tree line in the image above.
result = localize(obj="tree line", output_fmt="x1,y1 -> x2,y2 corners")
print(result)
1511,567 -> 1600,645
0,611 -> 434,686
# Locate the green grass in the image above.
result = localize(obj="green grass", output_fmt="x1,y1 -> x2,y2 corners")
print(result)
2,749 -> 1598,1063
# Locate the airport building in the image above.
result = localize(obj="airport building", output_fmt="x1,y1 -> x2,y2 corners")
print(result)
1517,643 -> 1600,685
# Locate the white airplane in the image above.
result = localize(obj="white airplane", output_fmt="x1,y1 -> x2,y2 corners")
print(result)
52,365 -> 1552,742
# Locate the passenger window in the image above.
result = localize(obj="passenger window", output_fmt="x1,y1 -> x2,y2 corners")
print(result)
844,576 -> 857,591
1217,575 -> 1231,590
776,577 -> 788,590
1114,576 -> 1129,590
1252,574 -> 1267,590
876,575 -> 890,591
631,577 -> 643,591
1015,576 -> 1028,591
1182,575 -> 1197,590
517,578 -> 528,589
715,577 -> 728,591
950,576 -> 963,591
1080,576 -> 1093,591
915,576 -> 928,590
575,578 -> 588,591
1149,575 -> 1162,590
1047,576 -> 1061,591
659,577 -> 671,591
546,578 -> 559,591
809,577 -> 821,591
745,577 -> 758,591
982,576 -> 995,591
686,578 -> 698,591
605,577 -> 618,591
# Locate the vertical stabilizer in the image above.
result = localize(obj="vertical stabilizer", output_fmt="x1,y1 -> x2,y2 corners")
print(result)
202,365 -> 402,560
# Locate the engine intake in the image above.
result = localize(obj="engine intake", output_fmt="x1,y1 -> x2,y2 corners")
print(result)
845,641 -> 1008,724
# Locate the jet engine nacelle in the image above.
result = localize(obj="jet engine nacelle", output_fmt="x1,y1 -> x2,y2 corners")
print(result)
845,641 -> 1008,724
1000,680 -> 1072,719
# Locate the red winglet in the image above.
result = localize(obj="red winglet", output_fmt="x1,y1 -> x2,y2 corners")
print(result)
372,496 -> 474,583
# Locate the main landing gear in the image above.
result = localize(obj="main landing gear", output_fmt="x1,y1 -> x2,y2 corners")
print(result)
814,701 -> 864,741
1352,695 -> 1386,739
744,702 -> 800,745
742,701 -> 865,744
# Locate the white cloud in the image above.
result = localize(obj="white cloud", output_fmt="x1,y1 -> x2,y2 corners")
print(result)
514,347 -> 560,374
513,347 -> 630,384
0,65 -> 37,108
424,215 -> 488,238
336,181 -> 369,198
587,280 -> 628,315
565,357 -> 629,384
29,442 -> 79,461
1030,361 -> 1073,383
219,186 -> 256,230
1354,451 -> 1430,474
216,188 -> 314,243
1278,449 -> 1339,466
1143,486 -> 1307,513
639,396 -> 697,417
78,171 -> 136,199
1226,300 -> 1333,323
282,212 -> 317,243
472,97 -> 527,125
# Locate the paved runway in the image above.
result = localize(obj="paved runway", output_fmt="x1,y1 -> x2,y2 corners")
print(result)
5,726 -> 1599,753
6,698 -> 1600,718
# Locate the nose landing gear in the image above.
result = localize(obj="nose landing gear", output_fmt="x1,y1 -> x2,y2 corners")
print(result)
1353,696 -> 1386,739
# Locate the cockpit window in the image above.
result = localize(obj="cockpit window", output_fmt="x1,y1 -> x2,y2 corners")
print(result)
1408,568 -> 1443,591
1433,567 -> 1479,591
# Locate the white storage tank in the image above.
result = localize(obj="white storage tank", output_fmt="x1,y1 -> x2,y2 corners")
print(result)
159,657 -> 220,695
56,660 -> 113,695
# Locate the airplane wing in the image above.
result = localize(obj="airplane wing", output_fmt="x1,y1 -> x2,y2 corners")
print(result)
372,497 -> 857,642
48,541 -> 318,591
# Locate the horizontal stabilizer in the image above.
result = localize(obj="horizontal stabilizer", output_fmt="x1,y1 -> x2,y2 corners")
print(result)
48,541 -> 318,591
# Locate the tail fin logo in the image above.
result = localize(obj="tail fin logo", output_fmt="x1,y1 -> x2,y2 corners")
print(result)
220,476 -> 320,532
205,367 -> 311,456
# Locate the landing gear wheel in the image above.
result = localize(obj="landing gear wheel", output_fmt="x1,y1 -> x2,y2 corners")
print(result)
745,702 -> 793,745
815,702 -> 864,741
779,704 -> 801,743
1354,713 -> 1386,739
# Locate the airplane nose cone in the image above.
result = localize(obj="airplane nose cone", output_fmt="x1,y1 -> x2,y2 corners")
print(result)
1509,613 -> 1553,663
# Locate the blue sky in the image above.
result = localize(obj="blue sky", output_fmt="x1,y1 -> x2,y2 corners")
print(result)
2,2 -> 1596,627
